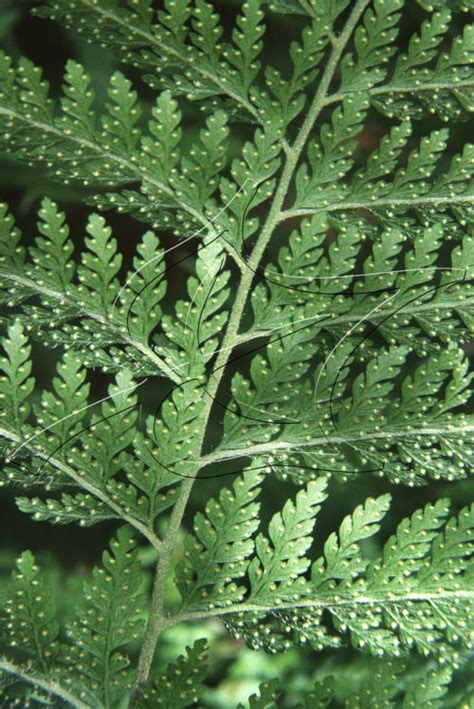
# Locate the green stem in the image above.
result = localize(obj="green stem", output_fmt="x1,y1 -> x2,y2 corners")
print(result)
0,270 -> 181,384
282,193 -> 474,220
198,421 -> 474,466
130,478 -> 194,704
0,425 -> 161,551
323,77 -> 474,107
130,0 -> 371,699
165,587 -> 474,628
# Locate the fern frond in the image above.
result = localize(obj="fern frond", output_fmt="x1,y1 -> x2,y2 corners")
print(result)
340,0 -> 404,93
373,18 -> 474,121
215,493 -> 474,659
138,639 -> 208,708
30,198 -> 76,291
212,336 -> 473,486
1,0 -> 474,704
3,552 -> 59,673
34,0 -> 265,122
0,330 -> 163,545
293,126 -> 474,228
101,69 -> 142,155
0,321 -> 34,435
0,53 -> 210,233
240,678 -> 281,708
0,201 -> 178,381
64,527 -> 145,707
156,234 -> 231,376
177,466 -> 263,608
78,214 -> 122,317
59,59 -> 96,141
33,349 -> 89,457
249,478 -> 328,601
296,93 -> 369,206
227,0 -> 266,92
249,220 -> 473,355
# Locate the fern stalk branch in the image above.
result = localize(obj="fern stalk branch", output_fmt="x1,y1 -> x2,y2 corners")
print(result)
168,588 -> 474,628
0,425 -> 162,551
282,193 -> 474,220
130,474 -> 196,705
237,293 -> 474,346
75,0 -> 261,122
0,106 -> 205,228
323,78 -> 474,106
0,271 -> 181,384
199,423 -> 474,465
0,658 -> 87,709
130,0 -> 372,699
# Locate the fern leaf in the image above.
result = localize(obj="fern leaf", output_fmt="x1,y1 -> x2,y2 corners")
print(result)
249,478 -> 328,601
0,203 -> 25,279
0,202 -> 178,381
157,234 -> 230,376
77,213 -> 122,317
366,499 -> 451,589
139,639 -> 208,708
374,17 -> 474,121
16,491 -> 116,528
35,0 -> 263,122
3,551 -> 59,672
402,665 -> 453,708
177,466 -> 263,609
1,1 -> 474,703
142,89 -> 181,186
33,349 -> 90,457
240,678 -> 282,709
0,321 -> 34,435
228,0 -> 266,91
101,70 -> 141,155
340,0 -> 404,93
64,527 -> 145,706
17,57 -> 53,122
221,494 -> 474,659
30,197 -> 75,291
59,59 -> 96,140
312,494 -> 391,591
296,93 -> 369,206
117,230 -> 167,345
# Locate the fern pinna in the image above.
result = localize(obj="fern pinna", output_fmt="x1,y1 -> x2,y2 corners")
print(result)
0,0 -> 473,706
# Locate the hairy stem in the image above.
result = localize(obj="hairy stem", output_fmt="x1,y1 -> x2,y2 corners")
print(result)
282,193 -> 474,219
323,77 -> 474,106
198,422 -> 474,466
166,588 -> 474,628
0,426 -> 161,550
130,0 -> 371,700
130,476 -> 194,704
0,271 -> 180,384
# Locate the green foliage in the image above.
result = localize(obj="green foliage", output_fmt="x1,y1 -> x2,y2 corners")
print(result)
138,639 -> 208,708
3,551 -> 59,672
177,467 -> 263,608
223,492 -> 474,659
64,527 -> 145,706
0,0 -> 473,707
